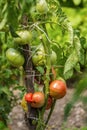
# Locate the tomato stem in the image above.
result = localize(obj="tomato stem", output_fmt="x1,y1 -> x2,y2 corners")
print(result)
45,99 -> 56,125
39,24 -> 52,120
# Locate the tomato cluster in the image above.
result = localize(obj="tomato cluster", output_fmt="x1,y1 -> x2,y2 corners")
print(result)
5,29 -> 67,110
25,92 -> 53,110
24,79 -> 67,109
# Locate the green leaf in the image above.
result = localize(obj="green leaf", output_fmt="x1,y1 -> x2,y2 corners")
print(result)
74,35 -> 81,58
36,66 -> 44,74
79,49 -> 85,65
64,69 -> 73,80
7,1 -> 18,29
64,50 -> 78,79
0,12 -> 8,30
74,35 -> 85,65
1,87 -> 11,96
0,121 -> 6,129
57,6 -> 73,45
74,63 -> 80,72
2,2 -> 8,14
9,26 -> 19,37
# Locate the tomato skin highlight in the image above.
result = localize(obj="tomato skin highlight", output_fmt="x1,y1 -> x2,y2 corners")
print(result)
6,48 -> 25,67
49,80 -> 67,99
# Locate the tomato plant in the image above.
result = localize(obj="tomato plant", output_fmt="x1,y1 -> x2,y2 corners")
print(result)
49,80 -> 67,99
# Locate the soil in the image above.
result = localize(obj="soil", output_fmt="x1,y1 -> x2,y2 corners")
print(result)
8,88 -> 87,130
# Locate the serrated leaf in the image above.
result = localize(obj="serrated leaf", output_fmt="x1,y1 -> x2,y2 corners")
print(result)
79,49 -> 85,65
64,50 -> 78,79
57,6 -> 73,45
74,35 -> 81,58
75,63 -> 80,72
64,69 -> 73,80
74,36 -> 85,65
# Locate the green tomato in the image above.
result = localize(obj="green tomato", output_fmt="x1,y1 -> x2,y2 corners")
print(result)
6,48 -> 25,67
32,46 -> 46,66
14,30 -> 32,45
32,45 -> 57,66
50,51 -> 57,65
36,0 -> 48,14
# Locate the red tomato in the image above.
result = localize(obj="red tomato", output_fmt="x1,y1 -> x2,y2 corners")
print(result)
25,93 -> 33,102
25,92 -> 45,108
31,92 -> 45,108
49,80 -> 67,99
46,96 -> 53,110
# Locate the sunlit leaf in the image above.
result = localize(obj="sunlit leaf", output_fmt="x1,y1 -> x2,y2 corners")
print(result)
1,87 -> 12,96
64,50 -> 78,79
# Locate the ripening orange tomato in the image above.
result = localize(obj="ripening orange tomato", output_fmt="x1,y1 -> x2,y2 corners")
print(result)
49,80 -> 67,99
25,92 -> 45,108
